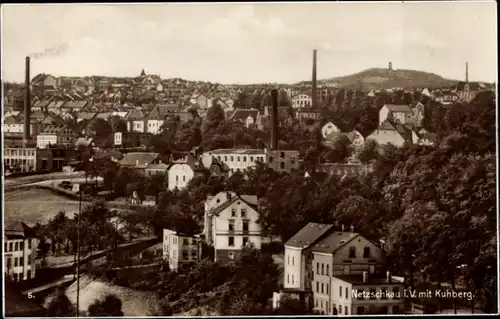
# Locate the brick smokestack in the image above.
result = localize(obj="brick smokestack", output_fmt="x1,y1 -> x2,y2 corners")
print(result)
466,62 -> 469,83
312,49 -> 318,109
270,89 -> 279,150
23,56 -> 31,146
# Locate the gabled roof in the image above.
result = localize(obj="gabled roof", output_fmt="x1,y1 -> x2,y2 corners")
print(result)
209,194 -> 259,217
125,109 -> 145,120
201,154 -> 230,172
310,231 -> 359,253
41,114 -> 64,125
77,112 -> 97,120
393,123 -> 414,142
285,223 -> 334,249
4,220 -> 35,238
383,104 -> 412,113
119,152 -> 159,167
40,124 -> 72,135
378,120 -> 396,131
169,154 -> 207,172
148,104 -> 180,120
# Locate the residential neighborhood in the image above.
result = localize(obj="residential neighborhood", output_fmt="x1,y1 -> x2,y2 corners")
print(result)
3,2 -> 496,318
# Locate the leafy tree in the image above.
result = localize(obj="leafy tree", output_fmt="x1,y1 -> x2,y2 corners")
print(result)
46,289 -> 75,317
87,294 -> 124,316
358,139 -> 380,164
109,115 -> 128,133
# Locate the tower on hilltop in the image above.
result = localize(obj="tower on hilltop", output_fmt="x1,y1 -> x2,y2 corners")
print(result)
140,69 -> 146,77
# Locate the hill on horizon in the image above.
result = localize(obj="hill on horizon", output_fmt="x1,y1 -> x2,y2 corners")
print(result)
299,67 -> 462,90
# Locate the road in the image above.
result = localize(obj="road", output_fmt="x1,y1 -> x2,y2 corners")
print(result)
4,172 -> 99,188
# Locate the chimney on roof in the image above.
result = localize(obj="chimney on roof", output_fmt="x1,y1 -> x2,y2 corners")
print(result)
386,271 -> 391,283
465,62 -> 469,83
270,89 -> 279,150
363,271 -> 368,283
388,62 -> 393,71
312,49 -> 318,109
23,56 -> 31,147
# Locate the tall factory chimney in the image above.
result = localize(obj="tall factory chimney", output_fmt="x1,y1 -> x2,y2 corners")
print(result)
23,56 -> 31,147
270,89 -> 279,150
465,62 -> 469,83
312,49 -> 318,109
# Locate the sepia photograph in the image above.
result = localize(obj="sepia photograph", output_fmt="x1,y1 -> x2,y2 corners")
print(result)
1,1 -> 497,317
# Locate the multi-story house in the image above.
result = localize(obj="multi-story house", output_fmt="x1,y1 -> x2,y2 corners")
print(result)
275,223 -> 405,315
378,104 -> 414,126
3,115 -> 39,135
118,152 -> 160,174
125,109 -> 146,133
292,93 -> 313,108
226,108 -> 261,129
36,124 -> 77,149
147,104 -> 180,134
4,221 -> 37,282
168,154 -> 229,190
203,192 -> 261,263
296,109 -> 321,121
204,148 -> 300,175
162,229 -> 200,271
367,121 -> 417,148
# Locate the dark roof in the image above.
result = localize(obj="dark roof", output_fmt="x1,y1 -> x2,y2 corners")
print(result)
148,104 -> 180,119
40,124 -> 70,134
169,154 -> 207,173
285,223 -> 334,248
229,108 -> 259,121
4,220 -> 35,238
384,104 -> 412,113
119,152 -> 159,167
5,282 -> 46,317
310,231 -> 359,253
333,274 -> 404,285
393,123 -> 413,142
125,109 -> 145,120
209,194 -> 259,217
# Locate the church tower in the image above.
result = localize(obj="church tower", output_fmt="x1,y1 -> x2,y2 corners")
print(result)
140,68 -> 146,77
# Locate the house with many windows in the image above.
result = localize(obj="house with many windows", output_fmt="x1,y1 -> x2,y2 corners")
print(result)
4,221 -> 37,282
274,223 -> 405,315
203,192 -> 261,263
162,229 -> 200,271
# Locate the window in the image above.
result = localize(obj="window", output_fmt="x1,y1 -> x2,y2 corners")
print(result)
292,256 -> 294,266
20,242 -> 24,250
183,238 -> 189,245
15,242 -> 18,251
393,287 -> 400,299
281,151 -> 285,158
370,288 -> 376,300
228,237 -> 234,247
20,257 -> 24,265
321,283 -> 324,294
4,243 -> 7,252
321,264 -> 324,275
315,299 -> 318,307
176,175 -> 179,182
241,208 -> 247,217
316,281 -> 319,292
326,283 -> 329,294
269,156 -> 274,163
316,263 -> 319,274
320,300 -> 323,309
191,250 -> 197,258
338,305 -> 342,314
237,156 -> 240,162
243,156 -> 247,162
224,156 -> 228,161
250,156 -> 254,162
14,258 -> 18,267
339,286 -> 343,297
363,247 -> 371,258
280,162 -> 285,169
182,250 -> 189,260
182,175 -> 186,182
292,274 -> 294,284
381,287 -> 388,299
287,255 -> 290,265
346,287 -> 349,299
242,237 -> 249,246
231,209 -> 236,217
325,301 -> 329,312
230,156 -> 234,161
345,306 -> 349,315
228,220 -> 235,231
287,274 -> 289,284
228,252 -> 235,260
242,221 -> 249,232
348,247 -> 356,258
357,289 -> 364,300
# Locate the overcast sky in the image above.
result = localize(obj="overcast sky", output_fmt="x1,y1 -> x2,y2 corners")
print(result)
1,2 -> 497,84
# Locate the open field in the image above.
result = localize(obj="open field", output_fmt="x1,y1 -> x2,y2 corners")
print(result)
4,188 -> 89,226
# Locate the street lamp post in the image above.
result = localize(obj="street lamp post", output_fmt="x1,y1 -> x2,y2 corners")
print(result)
76,186 -> 82,316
